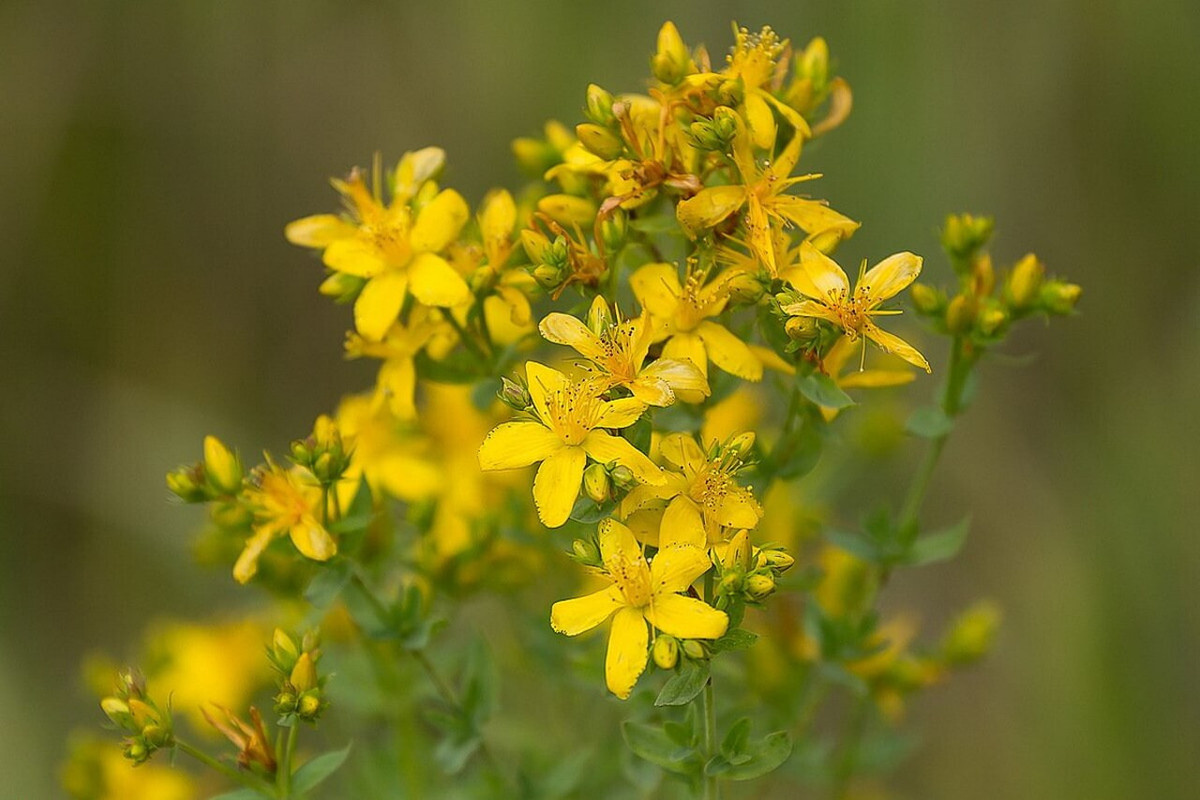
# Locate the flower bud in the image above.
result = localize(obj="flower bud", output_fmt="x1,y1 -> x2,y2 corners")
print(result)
537,194 -> 596,227
599,209 -> 627,254
520,229 -> 551,264
318,271 -> 365,302
571,537 -> 602,567
576,123 -> 624,160
585,83 -> 616,126
273,629 -> 299,668
582,464 -> 611,504
142,723 -> 172,749
1007,253 -> 1044,309
727,432 -> 756,458
909,283 -> 944,316
945,294 -> 977,335
127,698 -> 159,729
727,272 -> 765,305
290,653 -> 318,693
653,636 -> 679,670
166,464 -> 209,503
799,37 -> 830,89
298,693 -> 323,719
1039,281 -> 1081,315
124,740 -> 150,764
681,639 -> 707,660
941,601 -> 1001,666
941,213 -> 994,269
512,137 -> 558,177
651,21 -> 692,84
759,548 -> 795,571
498,375 -> 532,411
785,316 -> 819,343
274,692 -> 298,715
301,630 -> 321,653
723,530 -> 751,572
533,263 -> 565,290
101,697 -> 133,728
610,465 -> 636,490
746,573 -> 776,601
978,305 -> 1008,336
970,252 -> 995,297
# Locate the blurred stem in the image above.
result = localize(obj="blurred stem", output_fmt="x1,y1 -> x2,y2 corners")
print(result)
898,336 -> 975,542
830,695 -> 870,800
276,723 -> 299,799
175,739 -> 274,796
700,571 -> 721,800
445,312 -> 492,367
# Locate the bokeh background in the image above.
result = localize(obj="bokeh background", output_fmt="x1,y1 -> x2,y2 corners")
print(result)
3,1 -> 1197,797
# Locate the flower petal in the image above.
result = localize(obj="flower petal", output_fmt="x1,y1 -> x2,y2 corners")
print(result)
605,607 -> 650,699
677,185 -> 746,238
862,252 -> 922,303
233,527 -> 276,584
525,361 -> 569,424
583,431 -> 664,485
659,433 -> 707,476
838,369 -> 915,389
539,312 -> 606,361
696,321 -> 763,381
598,517 -> 648,572
644,594 -> 728,640
324,237 -> 387,278
410,189 -> 469,253
408,252 -> 472,307
662,332 -> 708,378
716,489 -> 764,529
649,545 -> 712,595
630,263 -> 682,320
596,398 -> 647,429
285,214 -> 356,248
862,322 -> 931,373
478,421 -> 563,470
628,377 -> 674,407
533,445 -> 587,527
289,517 -> 337,562
550,585 -> 626,636
377,357 -> 417,420
799,240 -> 850,303
658,496 -> 707,550
641,357 -> 710,397
771,196 -> 860,238
354,271 -> 409,342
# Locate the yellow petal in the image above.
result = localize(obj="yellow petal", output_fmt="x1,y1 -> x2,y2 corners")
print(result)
354,271 -> 409,341
772,196 -> 861,238
289,517 -> 337,562
533,445 -> 587,527
862,322 -> 931,373
799,241 -> 850,303
372,454 -> 443,502
377,357 -> 417,420
525,361 -> 569,423
539,312 -> 606,361
662,332 -> 708,378
619,477 -> 684,518
745,195 -> 775,274
324,237 -> 387,278
410,189 -> 469,253
550,586 -> 626,636
629,263 -> 682,320
716,489 -> 763,529
659,433 -> 707,476
480,189 -> 517,243
838,369 -> 915,389
628,377 -> 675,407
285,214 -> 356,248
596,398 -> 647,429
643,594 -> 728,640
743,90 -> 777,150
408,252 -> 472,307
233,527 -> 276,584
605,607 -> 650,699
812,77 -> 853,137
394,147 -> 446,199
537,194 -> 597,226
862,252 -> 923,303
748,344 -> 795,375
649,545 -> 712,595
677,185 -> 747,238
478,421 -> 563,469
598,516 -> 649,572
696,321 -> 763,381
658,496 -> 706,550
780,297 -> 841,326
582,431 -> 664,485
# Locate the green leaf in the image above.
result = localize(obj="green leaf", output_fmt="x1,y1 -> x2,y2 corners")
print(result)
621,721 -> 699,775
771,421 -> 823,480
824,529 -> 886,565
208,790 -> 267,800
903,516 -> 970,566
569,495 -> 610,524
624,415 -> 653,453
328,479 -> 375,536
720,717 -> 751,762
655,659 -> 710,706
292,742 -> 352,795
304,559 -> 352,610
629,214 -> 682,235
717,731 -> 793,781
797,372 -> 854,410
906,406 -> 955,438
710,628 -> 758,653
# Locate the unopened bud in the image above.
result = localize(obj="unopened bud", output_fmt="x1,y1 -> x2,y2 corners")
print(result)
142,723 -> 172,749
582,463 -> 611,504
571,537 -> 601,566
298,693 -> 322,719
512,137 -> 557,177
970,252 -> 995,297
318,272 -> 365,303
723,530 -> 751,572
275,692 -> 298,715
941,601 -> 1001,666
653,636 -> 679,670
127,699 -> 158,729
909,283 -> 943,316
101,697 -> 133,728
785,316 -> 819,343
681,639 -> 707,660
498,376 -> 532,411
290,653 -> 318,693
576,123 -> 624,160
945,294 -> 977,335
520,229 -> 550,264
166,464 -> 209,503
760,549 -> 795,571
301,630 -> 320,653
727,432 -> 756,458
978,305 -> 1008,336
533,263 -> 565,289
273,629 -> 299,667
941,213 -> 994,269
1040,281 -> 1081,315
746,573 -> 776,601
124,740 -> 149,764
599,209 -> 627,253
537,194 -> 596,227
727,272 -> 765,305
610,465 -> 636,490
652,21 -> 692,84
1007,254 -> 1044,309
585,84 -> 616,126
799,37 -> 830,88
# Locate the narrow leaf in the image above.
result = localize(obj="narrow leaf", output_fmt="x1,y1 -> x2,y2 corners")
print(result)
797,372 -> 854,410
655,660 -> 710,707
291,742 -> 353,795
906,406 -> 955,439
903,516 -> 970,566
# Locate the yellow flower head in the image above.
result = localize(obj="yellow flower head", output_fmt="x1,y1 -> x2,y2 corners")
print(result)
285,149 -> 473,341
344,305 -> 455,420
234,459 -> 336,584
538,297 -> 710,406
725,25 -> 787,90
550,499 -> 727,698
477,362 -> 664,528
780,242 -> 930,372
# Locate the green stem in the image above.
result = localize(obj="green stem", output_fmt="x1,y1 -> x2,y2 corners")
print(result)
700,571 -> 720,800
175,739 -> 274,796
445,312 -> 491,367
276,723 -> 299,799
829,696 -> 870,800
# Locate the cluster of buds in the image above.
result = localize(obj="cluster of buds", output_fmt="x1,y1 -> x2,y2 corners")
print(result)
289,415 -> 352,488
714,530 -> 795,605
99,670 -> 174,765
166,435 -> 243,503
650,633 -> 713,671
269,629 -> 328,723
910,213 -> 1081,343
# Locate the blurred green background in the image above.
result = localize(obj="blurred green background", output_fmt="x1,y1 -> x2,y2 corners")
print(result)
2,1 -> 1197,797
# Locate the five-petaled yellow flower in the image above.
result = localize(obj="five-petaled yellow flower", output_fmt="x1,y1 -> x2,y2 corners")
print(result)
477,362 -> 664,528
285,148 -> 473,341
781,241 -> 931,372
550,498 -> 728,698
630,262 -> 763,385
235,460 -> 337,584
539,297 -> 710,406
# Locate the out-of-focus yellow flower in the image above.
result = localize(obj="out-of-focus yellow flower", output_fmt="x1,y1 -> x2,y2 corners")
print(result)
818,335 -> 915,421
781,242 -> 930,372
814,545 -> 876,620
622,432 -> 762,539
550,503 -> 726,698
62,735 -> 196,800
345,305 -> 454,420
235,460 -> 336,584
539,297 -> 709,405
285,149 -> 472,341
701,385 -> 763,445
478,363 -> 663,527
334,393 -> 443,504
630,262 -> 762,384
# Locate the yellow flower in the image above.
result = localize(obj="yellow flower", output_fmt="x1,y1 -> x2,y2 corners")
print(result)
285,149 -> 472,341
630,262 -> 763,383
781,242 -> 931,372
622,432 -> 762,539
539,297 -> 709,406
550,502 -> 727,698
235,460 -> 336,584
344,305 -> 454,420
677,121 -> 858,275
62,736 -> 196,800
477,363 -> 664,528
334,393 -> 443,504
